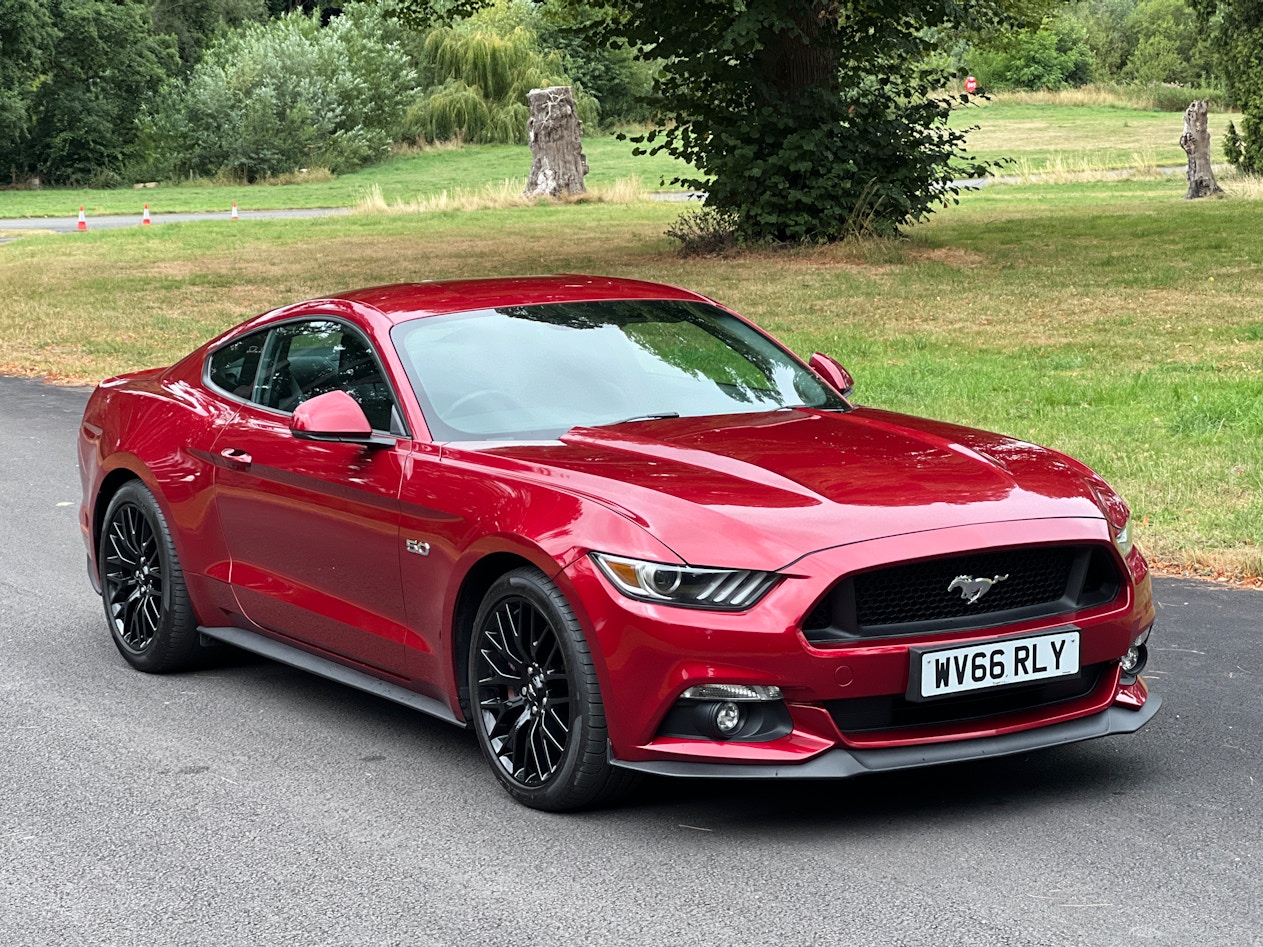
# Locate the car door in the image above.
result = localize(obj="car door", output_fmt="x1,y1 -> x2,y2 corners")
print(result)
209,316 -> 411,675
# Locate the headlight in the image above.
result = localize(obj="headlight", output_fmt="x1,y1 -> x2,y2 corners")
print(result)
590,553 -> 779,610
1113,515 -> 1134,559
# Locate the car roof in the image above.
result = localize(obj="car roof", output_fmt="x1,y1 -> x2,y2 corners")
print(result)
333,275 -> 711,324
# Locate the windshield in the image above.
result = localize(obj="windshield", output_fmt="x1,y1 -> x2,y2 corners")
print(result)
391,299 -> 849,440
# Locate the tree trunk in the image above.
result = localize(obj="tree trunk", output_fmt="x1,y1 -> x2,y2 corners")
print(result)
524,86 -> 588,198
1180,100 -> 1224,200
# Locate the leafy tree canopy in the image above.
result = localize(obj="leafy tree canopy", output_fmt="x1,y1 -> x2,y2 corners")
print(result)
0,0 -> 58,172
28,0 -> 179,185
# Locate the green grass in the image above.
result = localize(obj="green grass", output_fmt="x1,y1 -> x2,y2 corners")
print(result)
0,135 -> 694,219
2,167 -> 1260,577
952,100 -> 1239,173
1,95 -> 1259,576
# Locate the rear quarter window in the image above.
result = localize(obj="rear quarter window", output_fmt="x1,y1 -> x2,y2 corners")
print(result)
207,332 -> 266,398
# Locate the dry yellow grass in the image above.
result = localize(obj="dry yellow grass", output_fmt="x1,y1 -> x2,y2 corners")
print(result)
353,176 -> 648,215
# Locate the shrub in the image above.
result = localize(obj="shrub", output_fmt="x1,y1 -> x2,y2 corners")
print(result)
141,2 -> 418,180
665,206 -> 742,256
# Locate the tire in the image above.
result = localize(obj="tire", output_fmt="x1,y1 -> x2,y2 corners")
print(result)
98,480 -> 201,673
468,567 -> 638,811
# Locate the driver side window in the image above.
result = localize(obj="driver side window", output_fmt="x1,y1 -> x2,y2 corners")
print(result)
254,319 -> 404,434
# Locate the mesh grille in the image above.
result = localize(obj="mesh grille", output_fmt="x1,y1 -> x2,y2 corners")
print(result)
854,546 -> 1075,628
826,663 -> 1107,733
801,544 -> 1122,642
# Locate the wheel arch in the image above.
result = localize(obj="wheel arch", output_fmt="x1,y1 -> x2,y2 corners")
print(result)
92,467 -> 145,563
451,551 -> 542,723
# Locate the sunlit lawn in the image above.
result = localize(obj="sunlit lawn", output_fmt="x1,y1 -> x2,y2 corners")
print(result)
0,135 -> 694,219
949,101 -> 1218,171
0,98 -> 1241,220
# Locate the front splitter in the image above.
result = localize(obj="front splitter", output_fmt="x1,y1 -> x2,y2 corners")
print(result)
611,693 -> 1162,779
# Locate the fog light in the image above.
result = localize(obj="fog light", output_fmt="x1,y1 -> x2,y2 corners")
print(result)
696,700 -> 745,739
715,701 -> 741,733
1120,646 -> 1143,673
1122,641 -> 1151,678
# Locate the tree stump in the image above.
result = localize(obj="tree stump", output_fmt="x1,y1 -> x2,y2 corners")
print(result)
1180,100 -> 1224,200
524,86 -> 588,198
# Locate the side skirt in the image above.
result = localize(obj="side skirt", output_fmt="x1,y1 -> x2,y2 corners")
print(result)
198,625 -> 464,727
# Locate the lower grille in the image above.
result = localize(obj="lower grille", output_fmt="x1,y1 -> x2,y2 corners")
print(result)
803,543 -> 1122,642
825,662 -> 1107,733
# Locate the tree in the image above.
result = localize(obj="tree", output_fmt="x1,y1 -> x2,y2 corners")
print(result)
403,17 -> 597,144
1121,0 -> 1214,86
148,0 -> 268,71
1192,0 -> 1263,173
28,0 -> 179,185
968,13 -> 1095,90
0,0 -> 57,180
394,0 -> 1014,242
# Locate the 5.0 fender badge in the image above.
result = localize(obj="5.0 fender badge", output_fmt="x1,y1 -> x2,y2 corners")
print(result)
948,573 -> 1009,604
405,539 -> 431,556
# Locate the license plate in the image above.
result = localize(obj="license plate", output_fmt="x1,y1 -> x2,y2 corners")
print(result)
909,631 -> 1080,701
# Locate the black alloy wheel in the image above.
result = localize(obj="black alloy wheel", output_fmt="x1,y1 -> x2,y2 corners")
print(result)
468,567 -> 636,811
99,481 -> 200,672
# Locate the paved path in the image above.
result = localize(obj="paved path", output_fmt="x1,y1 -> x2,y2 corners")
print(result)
1,373 -> 1259,946
0,206 -> 352,235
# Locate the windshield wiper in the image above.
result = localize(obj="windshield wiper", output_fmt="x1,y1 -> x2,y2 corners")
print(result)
595,412 -> 681,427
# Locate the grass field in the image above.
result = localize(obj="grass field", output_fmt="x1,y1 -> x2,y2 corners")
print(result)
1,100 -> 1260,580
953,101 -> 1187,172
0,136 -> 693,219
0,95 -> 1240,220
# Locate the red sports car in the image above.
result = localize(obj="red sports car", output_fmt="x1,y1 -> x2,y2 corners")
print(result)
78,276 -> 1159,810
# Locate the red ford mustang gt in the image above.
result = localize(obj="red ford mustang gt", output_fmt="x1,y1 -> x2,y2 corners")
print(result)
78,275 -> 1159,810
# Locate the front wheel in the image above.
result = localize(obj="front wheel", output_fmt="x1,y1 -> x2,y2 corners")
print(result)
468,567 -> 636,811
98,480 -> 200,673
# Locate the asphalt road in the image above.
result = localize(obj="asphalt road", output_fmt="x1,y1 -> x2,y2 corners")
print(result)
1,374 -> 1259,946
0,206 -> 352,235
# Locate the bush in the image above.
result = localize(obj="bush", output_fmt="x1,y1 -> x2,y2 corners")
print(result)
141,2 -> 418,180
664,206 -> 742,256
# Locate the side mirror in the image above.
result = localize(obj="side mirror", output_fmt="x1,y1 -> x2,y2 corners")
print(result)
808,352 -> 855,398
291,390 -> 395,448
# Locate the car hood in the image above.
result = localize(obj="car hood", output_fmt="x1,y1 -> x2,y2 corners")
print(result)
463,407 -> 1113,569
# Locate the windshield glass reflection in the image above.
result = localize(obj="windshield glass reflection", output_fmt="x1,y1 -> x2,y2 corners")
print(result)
392,300 -> 848,440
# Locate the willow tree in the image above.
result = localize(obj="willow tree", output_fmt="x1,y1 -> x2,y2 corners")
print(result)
407,22 -> 597,144
1191,0 -> 1263,173
394,0 -> 1010,241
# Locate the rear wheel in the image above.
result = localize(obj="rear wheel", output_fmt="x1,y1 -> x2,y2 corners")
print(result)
98,481 -> 200,672
468,567 -> 636,811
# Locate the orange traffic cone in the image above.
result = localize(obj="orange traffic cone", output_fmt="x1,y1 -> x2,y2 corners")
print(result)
77,206 -> 87,231
142,204 -> 151,225
231,202 -> 238,221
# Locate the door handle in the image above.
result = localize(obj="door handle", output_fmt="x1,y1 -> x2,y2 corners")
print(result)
219,447 -> 252,470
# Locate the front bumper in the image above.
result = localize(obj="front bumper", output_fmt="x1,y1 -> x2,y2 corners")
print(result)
613,692 -> 1162,778
561,517 -> 1157,768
